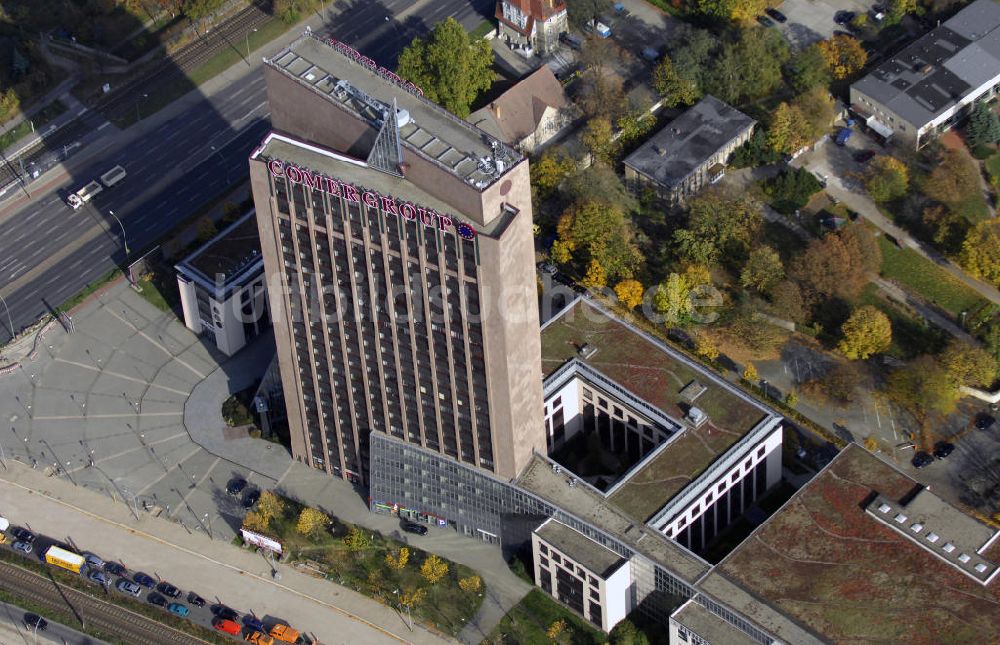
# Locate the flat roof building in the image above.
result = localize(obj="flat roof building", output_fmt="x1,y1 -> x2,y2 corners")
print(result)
623,96 -> 755,204
249,32 -> 545,483
850,0 -> 1000,148
175,211 -> 269,356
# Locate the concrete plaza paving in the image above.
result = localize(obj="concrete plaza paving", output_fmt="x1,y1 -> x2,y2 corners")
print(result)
0,280 -> 531,642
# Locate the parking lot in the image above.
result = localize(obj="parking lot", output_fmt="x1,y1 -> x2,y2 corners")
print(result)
773,0 -> 876,49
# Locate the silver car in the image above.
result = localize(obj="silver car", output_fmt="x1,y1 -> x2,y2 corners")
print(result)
116,579 -> 141,596
12,541 -> 31,554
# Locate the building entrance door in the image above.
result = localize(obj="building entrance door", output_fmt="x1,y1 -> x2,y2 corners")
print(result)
477,529 -> 499,544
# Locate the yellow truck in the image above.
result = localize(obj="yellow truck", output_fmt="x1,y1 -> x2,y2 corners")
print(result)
44,546 -> 85,574
245,632 -> 274,645
269,624 -> 303,644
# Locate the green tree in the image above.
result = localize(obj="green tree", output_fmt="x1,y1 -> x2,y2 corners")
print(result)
787,44 -> 832,93
741,246 -> 785,294
558,200 -> 641,282
760,166 -> 823,213
617,109 -> 657,150
692,0 -> 767,23
923,148 -> 981,207
886,354 -> 958,416
667,25 -> 716,94
838,305 -> 892,359
614,279 -> 645,310
609,619 -> 650,645
396,17 -> 494,118
653,56 -> 700,107
939,338 -> 998,388
420,554 -> 449,584
581,117 -> 618,165
865,155 -> 909,202
793,86 -> 837,141
295,507 -> 330,539
653,273 -> 694,324
922,204 -> 969,254
674,191 -> 763,268
566,0 -> 612,28
966,101 -> 1000,147
959,220 -> 1000,287
182,0 -> 226,20
344,526 -> 370,553
531,150 -> 575,200
706,29 -> 788,103
196,216 -> 217,243
885,0 -> 917,24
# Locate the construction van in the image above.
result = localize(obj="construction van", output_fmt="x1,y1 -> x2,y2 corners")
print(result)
245,631 -> 275,645
67,181 -> 103,210
44,545 -> 85,574
269,624 -> 303,644
100,165 -> 127,188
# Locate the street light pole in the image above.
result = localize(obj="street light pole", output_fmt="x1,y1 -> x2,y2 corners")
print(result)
109,210 -> 129,255
245,28 -> 257,65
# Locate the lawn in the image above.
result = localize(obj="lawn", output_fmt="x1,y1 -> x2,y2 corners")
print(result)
469,20 -> 496,40
134,274 -> 173,312
876,235 -> 988,318
0,100 -> 68,152
489,589 -> 606,645
259,496 -> 485,637
986,150 -> 1000,187
856,283 -> 947,359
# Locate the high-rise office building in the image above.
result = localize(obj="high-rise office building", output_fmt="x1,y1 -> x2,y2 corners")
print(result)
248,32 -> 545,483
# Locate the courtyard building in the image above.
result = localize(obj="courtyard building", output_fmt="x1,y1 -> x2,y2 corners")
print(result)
468,66 -> 572,153
249,32 -> 545,483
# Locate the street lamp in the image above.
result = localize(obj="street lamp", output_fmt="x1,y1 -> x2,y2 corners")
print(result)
246,28 -> 258,64
135,93 -> 149,122
109,209 -> 129,255
0,291 -> 14,340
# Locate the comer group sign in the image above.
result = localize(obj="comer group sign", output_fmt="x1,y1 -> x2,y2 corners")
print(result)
267,159 -> 478,240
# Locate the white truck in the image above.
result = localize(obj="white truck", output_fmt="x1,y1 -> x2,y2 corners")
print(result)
66,181 -> 103,210
100,165 -> 127,188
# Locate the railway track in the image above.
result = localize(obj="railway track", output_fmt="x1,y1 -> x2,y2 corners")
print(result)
0,560 -> 208,645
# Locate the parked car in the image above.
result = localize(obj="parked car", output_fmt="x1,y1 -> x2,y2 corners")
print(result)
147,592 -> 167,607
834,10 -> 856,24
214,605 -> 241,622
116,579 -> 142,596
87,570 -> 110,586
226,478 -> 248,496
23,614 -> 47,631
133,572 -> 156,588
84,553 -> 105,569
157,582 -> 181,598
104,562 -> 127,577
854,149 -> 876,163
402,522 -> 428,536
187,591 -> 206,607
12,540 -> 32,554
765,7 -> 787,22
214,618 -> 242,635
640,47 -> 660,62
560,33 -> 584,51
10,527 -> 35,543
933,442 -> 955,459
757,15 -> 775,26
912,451 -> 934,468
242,489 -> 261,509
243,615 -> 266,633
168,602 -> 189,617
975,414 -> 996,431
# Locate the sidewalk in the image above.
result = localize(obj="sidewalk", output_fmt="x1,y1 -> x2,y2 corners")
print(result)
0,459 -> 449,645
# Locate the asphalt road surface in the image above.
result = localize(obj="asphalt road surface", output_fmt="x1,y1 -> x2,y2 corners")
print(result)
0,598 -> 105,645
0,0 -> 493,343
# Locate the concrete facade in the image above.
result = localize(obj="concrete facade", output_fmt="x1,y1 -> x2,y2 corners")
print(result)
249,33 -> 545,483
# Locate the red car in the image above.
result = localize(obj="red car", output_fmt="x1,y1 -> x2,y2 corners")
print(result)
213,618 -> 241,635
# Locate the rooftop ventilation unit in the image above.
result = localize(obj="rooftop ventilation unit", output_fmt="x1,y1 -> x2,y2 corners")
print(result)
551,463 -> 562,473
568,477 -> 577,488
687,407 -> 707,427
578,344 -> 598,359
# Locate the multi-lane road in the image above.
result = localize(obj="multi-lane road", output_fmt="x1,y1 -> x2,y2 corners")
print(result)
0,0 -> 492,343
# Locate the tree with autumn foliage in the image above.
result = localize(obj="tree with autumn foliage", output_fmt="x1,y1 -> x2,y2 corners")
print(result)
674,190 -> 763,268
420,554 -> 449,584
886,354 -> 958,417
385,547 -> 410,571
742,362 -> 759,384
614,280 -> 645,310
923,148 -> 980,208
531,150 -> 575,200
959,220 -> 1000,287
295,507 -> 329,539
399,586 -> 426,609
791,228 -> 877,301
581,117 -> 618,165
582,258 -> 607,288
653,56 -> 700,108
865,155 -> 909,202
458,575 -> 482,593
767,102 -> 811,155
691,0 -> 767,24
816,34 -> 867,80
939,338 -> 998,388
555,200 -> 641,282
741,246 -> 785,294
694,330 -> 720,362
242,510 -> 269,534
838,306 -> 892,360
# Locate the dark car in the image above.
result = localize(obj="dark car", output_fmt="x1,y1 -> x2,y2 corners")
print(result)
147,592 -> 167,607
10,527 -> 35,543
765,7 -> 787,22
912,451 -> 934,468
213,605 -> 240,622
157,582 -> 181,598
757,15 -> 775,27
975,414 -> 996,431
187,591 -> 206,607
133,572 -> 156,588
226,477 -> 247,496
242,489 -> 261,509
933,442 -> 955,459
87,570 -> 110,586
24,613 -> 47,631
854,149 -> 877,163
243,615 -> 266,633
402,522 -> 428,536
834,10 -> 856,24
104,561 -> 127,577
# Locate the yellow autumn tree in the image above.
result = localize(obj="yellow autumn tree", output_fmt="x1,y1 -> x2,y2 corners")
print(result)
458,575 -> 482,593
614,280 -> 645,310
817,34 -> 867,79
399,586 -> 426,609
546,619 -> 567,641
766,102 -> 810,154
295,507 -> 330,539
742,362 -> 759,384
257,490 -> 285,524
550,239 -> 574,264
242,511 -> 269,534
694,330 -> 720,362
419,554 -> 449,584
581,258 -> 607,289
385,547 -> 410,571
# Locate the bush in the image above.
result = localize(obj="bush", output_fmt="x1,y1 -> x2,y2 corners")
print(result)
730,129 -> 784,169
972,144 -> 995,160
221,395 -> 253,427
761,168 -> 822,214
